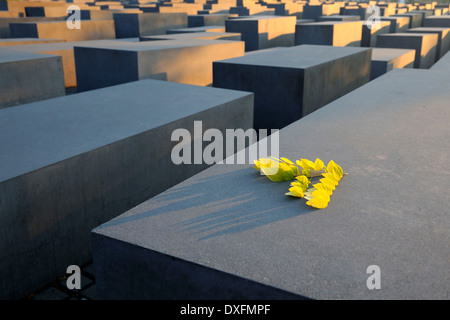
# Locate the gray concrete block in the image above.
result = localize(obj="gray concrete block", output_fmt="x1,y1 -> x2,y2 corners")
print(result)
1,39 -> 138,88
392,12 -> 423,28
303,3 -> 341,21
376,33 -> 439,69
9,20 -> 116,41
225,15 -> 296,52
317,15 -> 360,22
0,16 -> 66,38
295,21 -> 363,47
74,39 -> 245,91
0,51 -> 65,108
113,12 -> 187,38
407,27 -> 450,60
92,68 -> 450,300
188,14 -> 232,28
140,31 -> 241,42
0,79 -> 254,299
379,16 -> 410,33
424,15 -> 450,28
213,45 -> 371,130
166,25 -> 226,34
361,21 -> 391,47
370,47 -> 415,80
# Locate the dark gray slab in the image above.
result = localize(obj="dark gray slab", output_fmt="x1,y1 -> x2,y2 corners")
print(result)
376,33 -> 439,68
0,79 -> 253,299
213,45 -> 371,130
92,68 -> 450,300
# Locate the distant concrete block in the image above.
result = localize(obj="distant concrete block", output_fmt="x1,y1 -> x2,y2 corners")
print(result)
0,51 -> 65,108
295,21 -> 363,47
407,27 -> 450,60
303,3 -> 341,20
317,15 -> 360,22
213,45 -> 371,130
0,79 -> 253,299
113,12 -> 187,38
9,20 -> 116,41
92,69 -> 450,300
0,16 -> 66,38
376,33 -> 439,68
380,16 -> 410,33
188,14 -> 232,27
361,21 -> 391,47
225,15 -> 296,52
424,15 -> 450,28
75,39 -> 245,91
370,47 -> 415,80
392,12 -> 423,28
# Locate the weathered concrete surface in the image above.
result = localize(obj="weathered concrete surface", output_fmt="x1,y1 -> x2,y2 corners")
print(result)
0,79 -> 253,299
225,15 -> 296,52
370,48 -> 415,80
213,45 -> 371,130
74,39 -> 245,91
0,51 -> 65,108
295,21 -> 363,47
92,68 -> 450,300
376,33 -> 439,69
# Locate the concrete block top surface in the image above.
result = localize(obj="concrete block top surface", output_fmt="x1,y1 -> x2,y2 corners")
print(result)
93,68 -> 450,300
214,45 -> 371,69
0,79 -> 252,182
